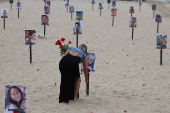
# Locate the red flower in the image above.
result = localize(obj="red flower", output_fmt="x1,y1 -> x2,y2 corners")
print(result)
60,38 -> 65,41
68,40 -> 72,44
87,68 -> 91,72
55,40 -> 61,45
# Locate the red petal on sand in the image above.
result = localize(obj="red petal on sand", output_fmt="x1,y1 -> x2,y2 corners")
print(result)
81,73 -> 83,75
124,110 -> 127,112
166,53 -> 168,54
66,103 -> 68,105
113,91 -> 115,92
127,55 -> 128,56
86,42 -> 88,43
73,38 -> 74,39
168,48 -> 169,49
133,43 -> 134,44
107,63 -> 108,64
37,69 -> 39,71
123,49 -> 124,51
55,83 -> 56,85
143,84 -> 145,86
96,36 -> 97,38
22,54 -> 23,55
142,68 -> 144,69
124,75 -> 126,77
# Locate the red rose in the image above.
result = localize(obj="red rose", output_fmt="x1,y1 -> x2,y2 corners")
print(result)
55,40 -> 61,45
60,38 -> 65,41
87,68 -> 91,72
68,40 -> 72,44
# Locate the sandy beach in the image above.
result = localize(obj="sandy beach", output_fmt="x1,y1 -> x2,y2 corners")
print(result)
0,0 -> 170,113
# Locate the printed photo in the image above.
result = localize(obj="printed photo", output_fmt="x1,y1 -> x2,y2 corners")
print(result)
155,14 -> 162,23
111,8 -> 117,16
25,30 -> 36,45
129,17 -> 137,27
91,0 -> 95,4
81,53 -> 96,74
41,14 -> 49,25
107,0 -> 111,3
1,9 -> 8,18
156,34 -> 167,49
9,0 -> 13,3
129,6 -> 135,13
4,85 -> 26,113
46,0 -> 50,6
69,6 -> 74,13
138,0 -> 142,5
73,22 -> 82,35
112,0 -> 116,7
99,3 -> 103,9
65,0 -> 69,6
76,11 -> 83,20
44,6 -> 50,14
16,2 -> 22,10
152,4 -> 156,10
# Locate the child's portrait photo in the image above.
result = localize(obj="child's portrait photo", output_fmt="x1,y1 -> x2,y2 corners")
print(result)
91,0 -> 95,4
112,0 -> 116,7
155,14 -> 162,23
99,3 -> 103,9
111,8 -> 117,16
65,0 -> 69,6
69,6 -> 74,13
25,30 -> 36,45
129,6 -> 135,13
76,11 -> 83,20
138,0 -> 142,5
81,53 -> 96,74
73,22 -> 82,35
9,0 -> 13,3
44,6 -> 50,14
41,15 -> 49,26
107,0 -> 111,3
4,85 -> 26,113
1,9 -> 8,18
129,17 -> 137,27
46,0 -> 50,6
156,34 -> 167,49
152,4 -> 156,10
16,2 -> 22,10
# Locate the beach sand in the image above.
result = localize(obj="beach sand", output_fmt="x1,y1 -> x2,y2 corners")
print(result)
0,0 -> 170,113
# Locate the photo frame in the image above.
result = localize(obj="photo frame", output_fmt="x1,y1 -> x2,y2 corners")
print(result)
1,9 -> 8,18
16,2 -> 22,10
111,8 -> 117,16
129,17 -> 137,27
73,22 -> 82,35
41,14 -> 49,26
91,0 -> 95,4
152,4 -> 156,11
44,6 -> 50,14
138,0 -> 142,5
129,6 -> 135,13
25,30 -> 36,45
155,14 -> 162,23
76,11 -> 83,20
112,0 -> 116,7
46,0 -> 50,6
69,6 -> 74,13
99,3 -> 103,9
107,0 -> 111,3
9,0 -> 13,3
65,0 -> 69,6
156,34 -> 167,49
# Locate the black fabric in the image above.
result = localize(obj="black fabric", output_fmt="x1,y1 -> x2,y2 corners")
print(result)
59,53 -> 81,103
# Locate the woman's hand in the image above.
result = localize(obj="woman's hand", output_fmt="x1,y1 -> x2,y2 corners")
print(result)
85,79 -> 89,85
20,101 -> 26,110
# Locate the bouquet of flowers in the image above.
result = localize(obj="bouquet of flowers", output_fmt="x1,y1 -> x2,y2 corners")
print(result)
55,38 -> 72,57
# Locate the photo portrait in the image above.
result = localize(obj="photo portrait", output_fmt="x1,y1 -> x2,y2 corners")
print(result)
65,0 -> 69,6
129,6 -> 135,13
81,53 -> 96,74
111,8 -> 117,16
156,34 -> 167,49
69,6 -> 74,13
44,6 -> 50,14
25,30 -> 36,45
99,3 -> 103,9
4,85 -> 26,113
112,0 -> 116,7
73,22 -> 82,35
107,0 -> 111,3
1,9 -> 8,18
91,0 -> 95,4
76,11 -> 83,20
41,14 -> 49,25
155,14 -> 162,23
46,0 -> 50,6
129,17 -> 137,27
152,4 -> 156,11
9,0 -> 13,3
138,0 -> 142,5
16,2 -> 21,10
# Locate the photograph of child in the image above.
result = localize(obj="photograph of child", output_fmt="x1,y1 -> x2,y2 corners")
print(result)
9,0 -> 13,3
16,2 -> 21,10
69,6 -> 74,13
44,6 -> 50,14
4,85 -> 26,113
41,15 -> 49,25
81,53 -> 96,74
155,14 -> 162,23
129,6 -> 135,13
129,17 -> 137,27
1,9 -> 8,18
111,8 -> 117,16
152,4 -> 156,10
138,0 -> 142,5
25,30 -> 36,45
46,0 -> 50,6
107,0 -> 111,3
91,0 -> 95,4
156,34 -> 167,49
65,0 -> 69,6
76,11 -> 83,20
99,3 -> 103,9
73,22 -> 82,35
112,0 -> 116,7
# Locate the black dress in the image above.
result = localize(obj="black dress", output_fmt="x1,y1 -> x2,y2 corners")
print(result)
59,52 -> 81,103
